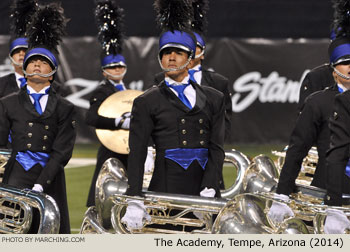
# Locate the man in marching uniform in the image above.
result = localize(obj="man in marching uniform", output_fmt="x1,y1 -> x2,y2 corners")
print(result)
154,0 -> 230,190
0,3 -> 75,234
154,0 -> 232,143
85,0 -> 131,207
267,34 -> 350,229
121,0 -> 225,230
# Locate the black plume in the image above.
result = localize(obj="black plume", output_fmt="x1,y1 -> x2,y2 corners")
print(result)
95,0 -> 125,55
9,0 -> 38,37
332,0 -> 350,38
191,0 -> 209,34
154,0 -> 193,32
26,3 -> 67,53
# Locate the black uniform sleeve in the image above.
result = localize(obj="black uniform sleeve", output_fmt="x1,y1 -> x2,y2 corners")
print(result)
126,96 -> 155,196
0,100 -> 10,147
201,92 -> 225,196
277,97 -> 321,195
36,103 -> 77,191
85,88 -> 118,130
325,92 -> 350,206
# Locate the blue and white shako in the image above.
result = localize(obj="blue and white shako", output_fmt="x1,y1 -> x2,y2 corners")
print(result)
101,53 -> 127,79
329,37 -> 350,80
9,37 -> 28,66
193,32 -> 205,59
22,47 -> 58,78
158,30 -> 197,72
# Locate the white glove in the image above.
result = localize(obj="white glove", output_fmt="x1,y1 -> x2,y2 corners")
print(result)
32,184 -> 43,193
267,193 -> 294,223
115,112 -> 131,130
144,146 -> 155,173
324,209 -> 350,234
200,187 -> 216,197
194,187 -> 216,220
121,200 -> 151,231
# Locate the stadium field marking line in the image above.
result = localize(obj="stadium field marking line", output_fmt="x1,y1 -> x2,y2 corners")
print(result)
65,158 -> 96,169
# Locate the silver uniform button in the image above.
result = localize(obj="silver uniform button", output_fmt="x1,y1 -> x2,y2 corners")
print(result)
200,130 -> 204,134
199,119 -> 203,124
181,119 -> 186,124
182,129 -> 186,134
27,143 -> 31,148
28,133 -> 32,138
200,141 -> 205,146
28,122 -> 33,127
43,146 -> 47,151
45,125 -> 49,130
47,180 -> 51,185
182,140 -> 187,146
43,135 -> 48,140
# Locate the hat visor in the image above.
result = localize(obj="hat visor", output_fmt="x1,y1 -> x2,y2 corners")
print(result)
102,61 -> 127,68
333,55 -> 350,65
159,43 -> 191,53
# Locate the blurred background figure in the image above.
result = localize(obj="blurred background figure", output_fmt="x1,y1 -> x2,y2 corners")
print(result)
85,0 -> 130,207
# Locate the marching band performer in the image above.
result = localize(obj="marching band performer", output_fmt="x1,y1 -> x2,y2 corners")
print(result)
324,87 -> 350,234
323,1 -> 350,233
0,3 -> 76,234
268,2 -> 350,226
121,0 -> 225,230
0,0 -> 37,98
154,0 -> 230,189
154,0 -> 232,143
85,0 -> 130,207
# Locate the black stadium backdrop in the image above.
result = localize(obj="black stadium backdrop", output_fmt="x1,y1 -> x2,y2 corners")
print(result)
0,0 -> 334,144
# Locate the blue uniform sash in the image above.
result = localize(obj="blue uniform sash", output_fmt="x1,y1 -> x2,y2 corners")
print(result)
165,148 -> 208,170
16,151 -> 50,171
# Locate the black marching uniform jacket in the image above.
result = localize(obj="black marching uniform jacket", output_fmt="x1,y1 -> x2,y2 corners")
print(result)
0,85 -> 76,234
277,85 -> 340,196
0,73 -> 66,98
126,80 -> 225,197
155,68 -> 232,142
297,64 -> 334,112
0,73 -> 19,98
325,90 -> 350,206
85,79 -> 128,207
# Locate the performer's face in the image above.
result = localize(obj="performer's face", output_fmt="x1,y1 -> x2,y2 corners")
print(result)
333,61 -> 350,87
103,65 -> 126,82
161,48 -> 194,82
25,56 -> 53,84
11,48 -> 26,73
11,48 -> 26,65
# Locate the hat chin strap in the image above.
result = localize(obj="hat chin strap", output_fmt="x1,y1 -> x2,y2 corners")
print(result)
158,51 -> 193,72
102,68 -> 127,79
23,69 -> 57,78
9,54 -> 23,67
194,49 -> 205,59
333,66 -> 350,80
